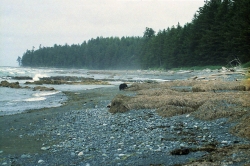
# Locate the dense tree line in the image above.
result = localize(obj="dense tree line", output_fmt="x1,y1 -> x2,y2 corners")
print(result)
21,37 -> 142,69
21,0 -> 250,69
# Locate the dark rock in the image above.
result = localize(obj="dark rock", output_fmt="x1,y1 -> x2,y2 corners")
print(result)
0,81 -> 21,88
33,86 -> 55,91
12,76 -> 33,80
170,148 -> 190,155
107,103 -> 111,108
119,83 -> 128,90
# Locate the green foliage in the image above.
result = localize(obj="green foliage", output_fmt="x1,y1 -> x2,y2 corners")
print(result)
16,56 -> 22,66
242,61 -> 250,68
21,1 -> 250,70
21,37 -> 142,69
139,0 -> 250,69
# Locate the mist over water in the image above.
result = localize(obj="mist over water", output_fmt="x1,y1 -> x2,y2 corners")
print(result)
0,87 -> 66,115
0,66 -> 107,115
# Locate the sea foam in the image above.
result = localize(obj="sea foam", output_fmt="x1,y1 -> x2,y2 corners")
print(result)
33,74 -> 48,81
24,97 -> 46,102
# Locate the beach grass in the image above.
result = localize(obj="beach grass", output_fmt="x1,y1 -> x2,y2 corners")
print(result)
109,79 -> 250,139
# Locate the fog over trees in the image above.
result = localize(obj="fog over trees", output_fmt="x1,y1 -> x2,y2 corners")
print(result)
21,0 -> 250,69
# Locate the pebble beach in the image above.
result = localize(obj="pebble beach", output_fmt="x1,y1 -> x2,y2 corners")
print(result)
1,86 -> 250,166
1,67 -> 250,165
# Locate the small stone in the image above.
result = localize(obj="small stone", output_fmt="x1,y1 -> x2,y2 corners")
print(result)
203,127 -> 209,130
41,146 -> 50,150
180,143 -> 187,148
21,154 -> 31,159
78,151 -> 84,156
154,148 -> 161,152
71,152 -> 75,157
38,160 -> 44,164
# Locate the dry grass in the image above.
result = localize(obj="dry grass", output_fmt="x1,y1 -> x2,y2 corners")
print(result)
108,72 -> 250,165
112,79 -> 249,119
156,105 -> 195,117
243,78 -> 250,91
109,79 -> 250,139
192,79 -> 245,92
109,95 -> 132,113
108,77 -> 250,165
231,115 -> 250,139
184,144 -> 250,166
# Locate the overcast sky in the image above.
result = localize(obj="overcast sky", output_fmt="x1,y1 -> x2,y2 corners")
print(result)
0,0 -> 204,67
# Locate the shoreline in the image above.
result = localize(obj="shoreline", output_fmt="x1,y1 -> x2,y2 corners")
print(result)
0,86 -> 130,155
1,77 -> 250,165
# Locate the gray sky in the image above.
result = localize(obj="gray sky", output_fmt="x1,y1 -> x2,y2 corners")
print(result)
0,0 -> 204,67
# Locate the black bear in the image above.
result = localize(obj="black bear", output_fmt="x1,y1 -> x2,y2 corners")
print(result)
119,83 -> 128,90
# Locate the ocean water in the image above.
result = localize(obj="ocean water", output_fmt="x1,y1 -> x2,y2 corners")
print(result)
0,66 -> 116,116
0,66 -> 244,116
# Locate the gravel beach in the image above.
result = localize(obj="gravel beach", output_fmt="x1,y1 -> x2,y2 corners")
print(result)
1,71 -> 250,165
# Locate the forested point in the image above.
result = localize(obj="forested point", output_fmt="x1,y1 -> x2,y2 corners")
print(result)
20,0 -> 250,69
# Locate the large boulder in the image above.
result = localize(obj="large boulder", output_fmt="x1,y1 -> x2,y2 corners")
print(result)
0,81 -> 21,88
33,86 -> 55,91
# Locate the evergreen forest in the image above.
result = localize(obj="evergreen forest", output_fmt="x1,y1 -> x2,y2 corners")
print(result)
21,0 -> 250,69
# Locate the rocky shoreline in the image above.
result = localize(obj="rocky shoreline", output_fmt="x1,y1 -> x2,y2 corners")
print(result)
3,107 -> 249,166
0,87 -> 249,166
1,69 -> 250,166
